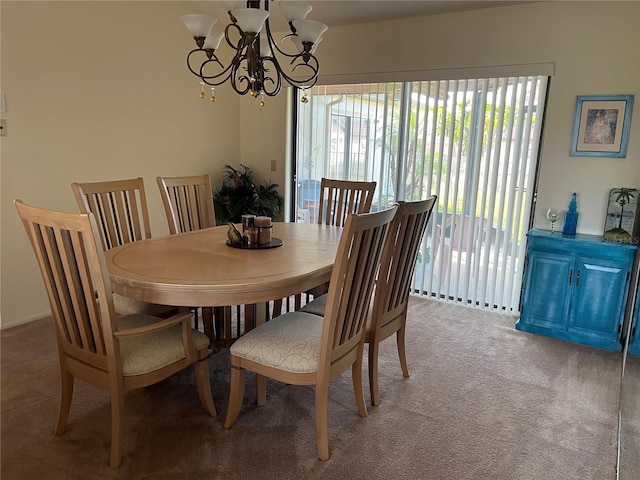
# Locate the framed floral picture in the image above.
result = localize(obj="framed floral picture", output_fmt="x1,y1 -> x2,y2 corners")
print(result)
569,94 -> 634,158
603,187 -> 639,244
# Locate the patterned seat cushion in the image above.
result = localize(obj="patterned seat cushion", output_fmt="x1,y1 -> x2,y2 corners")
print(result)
299,293 -> 376,335
117,314 -> 209,377
298,294 -> 328,317
113,293 -> 175,316
230,312 -> 324,373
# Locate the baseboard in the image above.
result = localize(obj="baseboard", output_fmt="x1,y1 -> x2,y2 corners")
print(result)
1,312 -> 50,330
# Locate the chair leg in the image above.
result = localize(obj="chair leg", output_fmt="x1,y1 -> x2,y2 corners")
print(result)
368,340 -> 381,407
272,298 -> 283,318
54,369 -> 74,435
194,358 -> 216,417
315,381 -> 330,461
203,307 -> 215,342
397,327 -> 410,378
224,360 -> 246,429
353,345 -> 368,417
109,386 -> 125,468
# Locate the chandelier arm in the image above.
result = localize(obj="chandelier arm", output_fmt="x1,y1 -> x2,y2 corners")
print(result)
258,57 -> 282,97
264,20 -> 303,61
229,55 -> 253,95
186,49 -> 224,71
185,49 -> 236,87
266,49 -> 319,89
197,62 -> 235,87
224,23 -> 245,51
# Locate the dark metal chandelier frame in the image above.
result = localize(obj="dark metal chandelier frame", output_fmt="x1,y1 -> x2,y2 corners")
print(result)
183,1 -> 325,102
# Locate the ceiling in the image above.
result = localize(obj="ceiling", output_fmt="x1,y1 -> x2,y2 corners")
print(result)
188,1 -> 529,32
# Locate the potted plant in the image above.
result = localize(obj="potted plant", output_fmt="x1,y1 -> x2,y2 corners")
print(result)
213,164 -> 284,225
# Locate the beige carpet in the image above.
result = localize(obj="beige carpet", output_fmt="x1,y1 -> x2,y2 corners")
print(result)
620,355 -> 640,480
1,297 -> 623,479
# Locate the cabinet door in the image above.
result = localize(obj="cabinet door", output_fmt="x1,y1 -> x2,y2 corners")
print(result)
569,256 -> 628,344
629,287 -> 640,356
520,250 -> 573,329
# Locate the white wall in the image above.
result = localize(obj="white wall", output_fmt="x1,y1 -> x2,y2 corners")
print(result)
2,1 -> 639,327
0,1 -> 242,327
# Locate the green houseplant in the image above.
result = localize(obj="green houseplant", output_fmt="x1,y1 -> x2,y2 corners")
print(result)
213,164 -> 284,225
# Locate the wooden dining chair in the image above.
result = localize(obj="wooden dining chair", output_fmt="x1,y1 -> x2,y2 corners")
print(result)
300,196 -> 438,405
71,177 -> 176,318
273,178 -> 377,318
156,174 -> 238,346
14,199 -> 215,468
224,205 -> 397,460
317,177 -> 377,226
156,174 -> 216,234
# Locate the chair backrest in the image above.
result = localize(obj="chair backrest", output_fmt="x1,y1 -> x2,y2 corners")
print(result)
372,196 -> 437,326
317,178 -> 377,227
156,174 -> 216,234
71,177 -> 152,250
15,200 -> 116,365
319,205 -> 397,378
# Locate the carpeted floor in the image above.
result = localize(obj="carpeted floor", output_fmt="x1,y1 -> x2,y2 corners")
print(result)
620,355 -> 640,480
1,297 -> 625,479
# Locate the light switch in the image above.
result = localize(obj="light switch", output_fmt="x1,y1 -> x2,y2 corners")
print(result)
0,119 -> 6,137
270,160 -> 277,171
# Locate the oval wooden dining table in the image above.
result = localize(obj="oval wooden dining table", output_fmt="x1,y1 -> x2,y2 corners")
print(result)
106,222 -> 341,402
105,222 -> 342,324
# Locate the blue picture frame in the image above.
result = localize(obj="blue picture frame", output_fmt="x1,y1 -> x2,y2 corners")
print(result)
569,94 -> 634,158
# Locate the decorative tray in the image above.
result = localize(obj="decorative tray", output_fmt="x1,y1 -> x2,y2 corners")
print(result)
226,237 -> 284,249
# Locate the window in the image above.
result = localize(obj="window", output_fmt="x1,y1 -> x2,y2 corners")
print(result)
294,76 -> 549,312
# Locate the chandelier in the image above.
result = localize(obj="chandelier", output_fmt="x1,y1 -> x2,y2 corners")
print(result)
181,1 -> 327,106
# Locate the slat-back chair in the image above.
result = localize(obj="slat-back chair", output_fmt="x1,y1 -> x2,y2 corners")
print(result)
71,178 -> 175,317
224,206 -> 397,460
317,178 -> 377,227
156,174 -> 237,347
156,174 -> 216,234
300,196 -> 438,405
14,200 -> 215,468
71,177 -> 151,250
274,178 -> 377,318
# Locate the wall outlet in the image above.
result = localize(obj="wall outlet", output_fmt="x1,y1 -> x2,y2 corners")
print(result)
0,119 -> 6,137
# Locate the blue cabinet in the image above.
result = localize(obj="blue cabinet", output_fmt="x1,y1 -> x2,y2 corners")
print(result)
628,286 -> 640,356
516,229 -> 637,351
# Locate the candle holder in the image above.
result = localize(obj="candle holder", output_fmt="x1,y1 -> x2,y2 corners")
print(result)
258,225 -> 273,245
243,227 -> 259,246
242,214 -> 255,233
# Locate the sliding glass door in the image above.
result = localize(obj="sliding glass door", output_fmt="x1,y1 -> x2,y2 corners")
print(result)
294,76 -> 549,313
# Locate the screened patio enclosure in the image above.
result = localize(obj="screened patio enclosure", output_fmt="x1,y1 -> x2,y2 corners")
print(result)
294,76 -> 549,313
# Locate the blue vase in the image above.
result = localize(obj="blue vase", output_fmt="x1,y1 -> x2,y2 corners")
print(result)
562,193 -> 579,236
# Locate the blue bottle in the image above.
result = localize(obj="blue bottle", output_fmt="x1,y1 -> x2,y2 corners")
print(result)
562,193 -> 579,236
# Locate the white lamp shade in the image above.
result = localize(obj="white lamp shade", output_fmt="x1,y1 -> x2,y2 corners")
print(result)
260,36 -> 273,57
231,8 -> 269,33
181,14 -> 216,37
204,29 -> 225,50
289,35 -> 321,54
279,1 -> 313,23
289,36 -> 304,54
310,37 -> 321,54
292,19 -> 327,43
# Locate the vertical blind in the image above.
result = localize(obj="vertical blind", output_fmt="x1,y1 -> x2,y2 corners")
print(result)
294,76 -> 549,312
